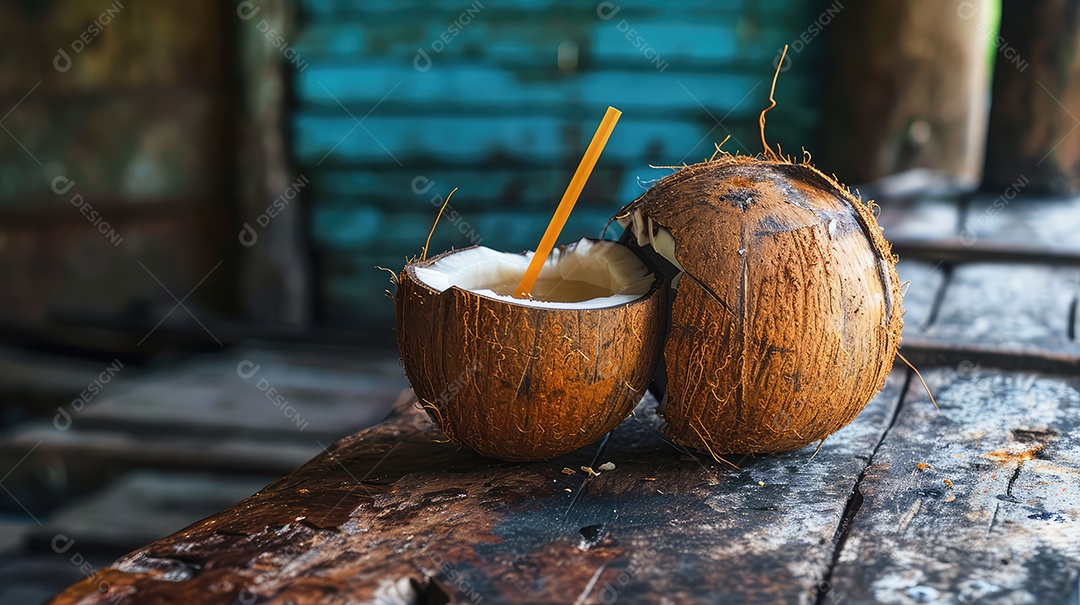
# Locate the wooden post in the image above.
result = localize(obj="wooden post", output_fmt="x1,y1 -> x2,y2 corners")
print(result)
983,0 -> 1080,193
235,0 -> 311,323
818,1 -> 994,188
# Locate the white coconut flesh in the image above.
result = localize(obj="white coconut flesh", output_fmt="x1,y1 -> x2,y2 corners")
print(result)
618,208 -> 684,288
414,238 -> 655,309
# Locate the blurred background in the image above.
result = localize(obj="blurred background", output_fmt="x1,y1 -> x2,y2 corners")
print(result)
2,0 -> 1077,601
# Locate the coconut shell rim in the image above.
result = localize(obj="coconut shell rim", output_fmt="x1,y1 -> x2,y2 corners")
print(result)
400,240 -> 665,311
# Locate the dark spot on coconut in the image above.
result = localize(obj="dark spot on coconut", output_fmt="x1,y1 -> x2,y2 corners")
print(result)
720,187 -> 757,210
783,372 -> 802,392
754,343 -> 792,383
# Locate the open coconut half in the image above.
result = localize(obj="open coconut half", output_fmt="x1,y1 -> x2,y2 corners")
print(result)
396,239 -> 664,461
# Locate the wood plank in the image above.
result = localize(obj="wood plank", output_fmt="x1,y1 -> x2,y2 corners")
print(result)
892,240 -> 1080,267
878,193 -> 1080,264
312,206 -> 618,253
299,0 -> 817,20
0,94 -> 224,205
0,423 -> 324,480
960,193 -> 1080,251
297,65 -> 817,118
0,1 -> 225,92
0,214 -> 229,323
877,197 -> 962,242
294,19 -> 802,68
895,259 -> 947,330
984,0 -> 1080,193
46,372 -> 908,604
72,346 -> 406,440
293,113 -> 811,168
928,264 -> 1080,348
27,471 -> 276,554
899,336 -> 1080,376
826,367 -> 1080,604
310,168 -> 634,209
0,346 -> 121,416
236,0 -> 310,324
0,346 -> 408,493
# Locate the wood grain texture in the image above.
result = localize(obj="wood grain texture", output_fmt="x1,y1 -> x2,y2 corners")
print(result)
895,259 -> 947,333
960,193 -> 1080,252
929,264 -> 1080,348
880,193 -> 1080,265
877,197 -> 963,243
46,371 -> 907,605
827,368 -> 1080,605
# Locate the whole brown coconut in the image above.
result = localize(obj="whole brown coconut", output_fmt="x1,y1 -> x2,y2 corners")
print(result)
396,239 -> 664,461
617,155 -> 903,454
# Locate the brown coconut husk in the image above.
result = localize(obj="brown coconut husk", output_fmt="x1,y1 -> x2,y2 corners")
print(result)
395,243 -> 665,461
618,154 -> 903,454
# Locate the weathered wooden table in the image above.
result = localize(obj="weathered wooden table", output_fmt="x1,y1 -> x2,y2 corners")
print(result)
48,191 -> 1080,604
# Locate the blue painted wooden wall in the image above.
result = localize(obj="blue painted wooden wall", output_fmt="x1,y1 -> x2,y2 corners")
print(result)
292,0 -> 830,324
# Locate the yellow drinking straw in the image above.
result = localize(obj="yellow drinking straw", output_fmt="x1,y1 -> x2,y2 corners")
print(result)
513,106 -> 622,299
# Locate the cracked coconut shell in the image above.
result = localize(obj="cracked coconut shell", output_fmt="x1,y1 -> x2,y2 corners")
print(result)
619,155 -> 903,454
395,240 -> 664,461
